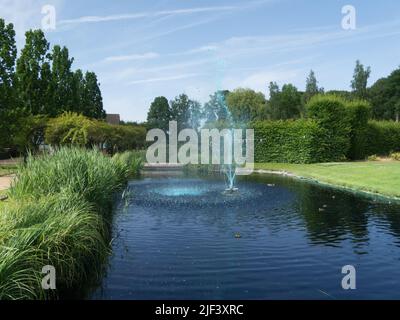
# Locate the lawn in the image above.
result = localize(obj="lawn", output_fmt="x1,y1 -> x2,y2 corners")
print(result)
255,161 -> 400,199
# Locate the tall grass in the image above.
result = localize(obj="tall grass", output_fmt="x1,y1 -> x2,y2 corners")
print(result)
112,150 -> 144,177
0,147 -> 132,300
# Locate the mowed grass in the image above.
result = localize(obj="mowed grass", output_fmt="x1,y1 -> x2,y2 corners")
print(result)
255,161 -> 400,198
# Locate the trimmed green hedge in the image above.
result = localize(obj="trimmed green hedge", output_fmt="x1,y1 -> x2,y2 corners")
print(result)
365,120 -> 400,156
253,120 -> 324,163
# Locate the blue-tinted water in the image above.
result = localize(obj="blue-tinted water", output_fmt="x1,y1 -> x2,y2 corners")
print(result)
93,174 -> 400,300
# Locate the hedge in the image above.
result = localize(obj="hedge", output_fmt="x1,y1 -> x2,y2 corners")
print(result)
253,120 -> 325,163
365,120 -> 400,156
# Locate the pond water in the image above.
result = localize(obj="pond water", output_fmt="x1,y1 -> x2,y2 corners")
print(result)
92,174 -> 400,300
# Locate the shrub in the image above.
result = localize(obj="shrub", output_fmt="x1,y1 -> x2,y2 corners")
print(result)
390,152 -> 400,161
252,120 -> 324,163
367,154 -> 378,161
365,121 -> 400,156
306,94 -> 351,162
346,100 -> 371,160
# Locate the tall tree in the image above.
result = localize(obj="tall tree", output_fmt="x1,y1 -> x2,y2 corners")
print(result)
50,45 -> 74,116
351,60 -> 371,99
147,96 -> 171,131
170,94 -> 191,130
304,70 -> 323,103
226,88 -> 267,123
268,82 -> 302,120
71,69 -> 85,113
16,29 -> 52,115
82,71 -> 105,119
203,90 -> 230,123
0,19 -> 17,148
369,67 -> 400,121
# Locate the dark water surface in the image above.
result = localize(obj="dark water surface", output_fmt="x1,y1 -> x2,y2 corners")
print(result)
92,174 -> 400,300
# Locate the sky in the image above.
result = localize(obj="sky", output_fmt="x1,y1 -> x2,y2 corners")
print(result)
1,0 -> 400,122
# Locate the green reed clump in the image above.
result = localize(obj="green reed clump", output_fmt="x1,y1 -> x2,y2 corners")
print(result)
0,147 -> 131,300
9,148 -> 129,215
0,194 -> 109,300
113,150 -> 144,177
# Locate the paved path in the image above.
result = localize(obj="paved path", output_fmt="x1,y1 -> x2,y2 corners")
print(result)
0,175 -> 14,191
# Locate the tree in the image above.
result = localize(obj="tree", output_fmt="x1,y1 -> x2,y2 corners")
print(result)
170,94 -> 191,130
0,19 -> 17,149
203,90 -> 230,123
369,67 -> 400,121
50,45 -> 74,116
268,83 -> 302,120
304,70 -> 323,103
351,60 -> 371,99
82,71 -> 105,119
226,88 -> 266,123
16,29 -> 52,115
147,96 -> 171,131
71,69 -> 85,113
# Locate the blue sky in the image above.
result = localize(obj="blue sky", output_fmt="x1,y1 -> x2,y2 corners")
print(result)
2,0 -> 400,122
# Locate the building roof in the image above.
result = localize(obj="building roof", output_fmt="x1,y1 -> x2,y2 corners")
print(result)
106,114 -> 121,125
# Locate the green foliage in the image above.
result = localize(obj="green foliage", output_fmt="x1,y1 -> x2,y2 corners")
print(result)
369,67 -> 400,121
113,150 -> 144,177
252,120 -> 324,163
304,70 -> 324,104
367,154 -> 378,161
203,91 -> 230,123
226,88 -> 267,123
351,60 -> 371,99
365,120 -> 400,156
45,112 -> 147,152
267,82 -> 303,120
147,96 -> 171,131
346,100 -> 371,160
306,94 -> 351,162
1,148 -> 130,299
390,152 -> 400,161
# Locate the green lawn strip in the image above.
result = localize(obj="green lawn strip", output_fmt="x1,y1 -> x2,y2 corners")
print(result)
254,161 -> 400,199
0,165 -> 17,177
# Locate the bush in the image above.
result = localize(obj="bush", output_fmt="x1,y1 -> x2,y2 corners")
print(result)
365,121 -> 400,156
306,94 -> 351,162
252,120 -> 325,163
46,112 -> 147,153
346,100 -> 371,160
390,152 -> 400,161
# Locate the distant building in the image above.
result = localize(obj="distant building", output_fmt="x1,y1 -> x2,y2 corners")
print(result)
106,114 -> 121,125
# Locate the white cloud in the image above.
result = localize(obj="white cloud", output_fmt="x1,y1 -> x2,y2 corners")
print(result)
128,73 -> 203,85
104,52 -> 159,62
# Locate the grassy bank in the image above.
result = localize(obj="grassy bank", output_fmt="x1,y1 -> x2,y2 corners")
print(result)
0,148 -> 143,300
255,161 -> 400,199
0,165 -> 16,177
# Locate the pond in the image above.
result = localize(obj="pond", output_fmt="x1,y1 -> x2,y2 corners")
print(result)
92,173 -> 400,300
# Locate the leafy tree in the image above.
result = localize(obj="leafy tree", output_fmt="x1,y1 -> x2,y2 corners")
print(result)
16,29 -> 52,115
187,99 -> 202,130
203,90 -> 230,123
0,19 -> 17,148
304,70 -> 323,103
369,68 -> 400,121
50,45 -> 74,116
82,71 -> 105,119
351,60 -> 371,99
170,94 -> 191,130
71,69 -> 85,113
147,96 -> 171,131
268,83 -> 302,120
226,88 -> 266,123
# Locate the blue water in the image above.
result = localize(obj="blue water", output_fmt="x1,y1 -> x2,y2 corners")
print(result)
93,174 -> 400,300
